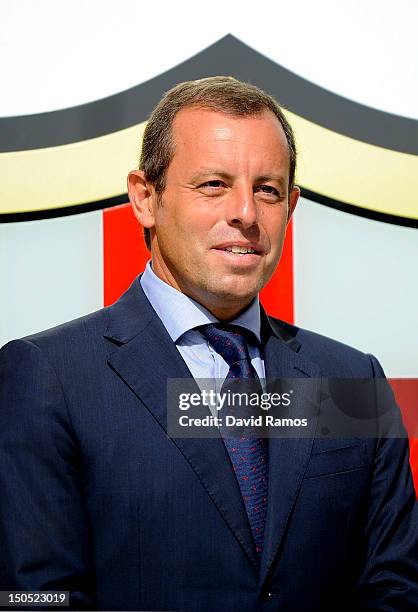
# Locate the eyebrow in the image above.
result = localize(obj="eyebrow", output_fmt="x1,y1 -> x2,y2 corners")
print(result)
190,170 -> 234,183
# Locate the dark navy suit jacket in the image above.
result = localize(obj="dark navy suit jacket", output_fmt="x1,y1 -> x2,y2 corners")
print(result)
0,277 -> 417,611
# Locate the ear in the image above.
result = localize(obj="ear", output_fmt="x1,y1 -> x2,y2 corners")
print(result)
287,186 -> 300,223
127,170 -> 156,229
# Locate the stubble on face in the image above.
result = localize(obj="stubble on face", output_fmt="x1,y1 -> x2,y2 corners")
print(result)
149,107 -> 297,320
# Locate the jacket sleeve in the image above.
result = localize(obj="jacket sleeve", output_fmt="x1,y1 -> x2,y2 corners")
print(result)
0,339 -> 95,610
355,354 -> 418,610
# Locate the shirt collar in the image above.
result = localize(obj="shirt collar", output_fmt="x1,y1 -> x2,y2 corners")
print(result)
140,261 -> 261,343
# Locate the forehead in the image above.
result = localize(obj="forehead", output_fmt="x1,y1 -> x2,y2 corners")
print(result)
170,106 -> 289,163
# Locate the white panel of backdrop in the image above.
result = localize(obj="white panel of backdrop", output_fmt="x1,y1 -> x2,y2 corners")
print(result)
293,198 -> 418,377
0,211 -> 103,347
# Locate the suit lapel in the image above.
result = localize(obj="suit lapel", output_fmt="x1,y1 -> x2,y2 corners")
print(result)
105,278 -> 260,571
258,313 -> 321,587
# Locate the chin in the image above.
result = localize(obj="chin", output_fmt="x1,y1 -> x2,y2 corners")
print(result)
209,281 -> 259,304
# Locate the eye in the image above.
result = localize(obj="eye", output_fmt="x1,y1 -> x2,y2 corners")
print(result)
254,185 -> 279,196
198,180 -> 227,196
200,180 -> 225,189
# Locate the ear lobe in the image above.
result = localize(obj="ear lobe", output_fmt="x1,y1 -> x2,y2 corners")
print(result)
287,186 -> 300,222
127,170 -> 156,228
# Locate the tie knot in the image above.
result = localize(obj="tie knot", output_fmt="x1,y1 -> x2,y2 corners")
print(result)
200,323 -> 253,367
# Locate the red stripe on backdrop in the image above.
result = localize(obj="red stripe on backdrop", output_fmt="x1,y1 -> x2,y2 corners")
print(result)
390,379 -> 418,495
103,203 -> 149,306
260,218 -> 293,323
103,203 -> 294,320
410,439 -> 418,495
103,204 -> 416,493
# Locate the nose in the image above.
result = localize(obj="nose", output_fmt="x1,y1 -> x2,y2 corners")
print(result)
225,184 -> 258,229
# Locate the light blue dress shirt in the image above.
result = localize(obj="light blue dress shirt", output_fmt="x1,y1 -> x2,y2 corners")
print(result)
140,262 -> 266,389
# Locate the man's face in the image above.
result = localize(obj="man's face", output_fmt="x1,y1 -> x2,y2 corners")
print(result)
133,107 -> 299,320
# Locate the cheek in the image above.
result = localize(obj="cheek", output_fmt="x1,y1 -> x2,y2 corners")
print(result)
163,198 -> 212,232
263,214 -> 287,249
179,212 -> 217,246
159,215 -> 208,258
154,204 -> 187,243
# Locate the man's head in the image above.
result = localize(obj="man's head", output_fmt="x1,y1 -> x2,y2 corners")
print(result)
128,76 -> 300,320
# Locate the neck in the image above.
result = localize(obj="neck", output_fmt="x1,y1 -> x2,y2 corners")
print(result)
202,301 -> 253,322
150,257 -> 256,322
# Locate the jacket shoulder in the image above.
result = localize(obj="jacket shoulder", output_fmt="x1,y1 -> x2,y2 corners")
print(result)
268,316 -> 378,377
0,307 -> 112,368
25,306 -> 110,347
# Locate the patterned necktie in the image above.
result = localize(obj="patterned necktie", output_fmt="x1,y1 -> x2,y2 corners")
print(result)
201,324 -> 269,555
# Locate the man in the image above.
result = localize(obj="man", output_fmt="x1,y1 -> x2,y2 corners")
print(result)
0,77 -> 417,611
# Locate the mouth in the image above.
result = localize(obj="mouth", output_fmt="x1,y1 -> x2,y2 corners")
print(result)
210,243 -> 264,267
211,243 -> 264,256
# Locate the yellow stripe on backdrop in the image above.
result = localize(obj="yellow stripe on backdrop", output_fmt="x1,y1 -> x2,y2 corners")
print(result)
0,123 -> 146,214
289,111 -> 418,220
0,115 -> 417,219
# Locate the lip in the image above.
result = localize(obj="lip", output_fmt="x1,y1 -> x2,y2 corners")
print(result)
210,247 -> 263,269
211,241 -> 265,255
